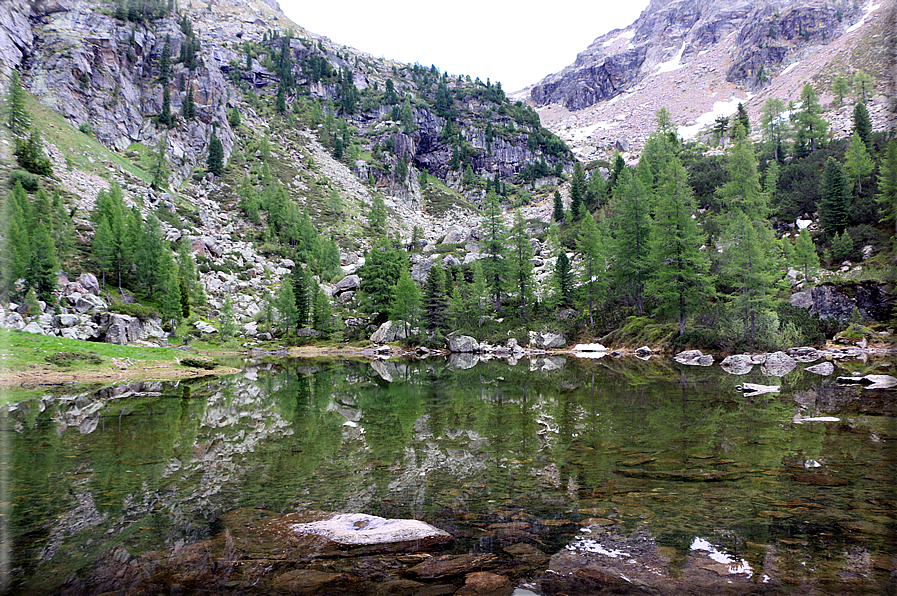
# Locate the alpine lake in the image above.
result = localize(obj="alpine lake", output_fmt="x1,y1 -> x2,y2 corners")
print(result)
3,353 -> 895,595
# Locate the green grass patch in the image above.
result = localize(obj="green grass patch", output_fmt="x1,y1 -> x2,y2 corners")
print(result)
45,351 -> 103,367
421,177 -> 474,216
22,92 -> 150,182
0,328 -> 181,375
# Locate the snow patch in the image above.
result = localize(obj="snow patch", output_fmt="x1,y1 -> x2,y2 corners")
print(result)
847,2 -> 881,33
604,29 -> 635,47
690,537 -> 753,577
655,44 -> 686,73
678,95 -> 753,140
780,61 -> 801,76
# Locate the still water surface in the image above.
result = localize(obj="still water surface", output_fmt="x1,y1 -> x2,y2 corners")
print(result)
4,356 -> 895,593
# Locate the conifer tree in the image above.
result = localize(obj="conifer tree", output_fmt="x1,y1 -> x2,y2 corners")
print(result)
760,97 -> 789,163
179,275 -> 190,318
723,211 -> 776,347
852,70 -> 873,103
570,162 -> 585,220
481,192 -> 507,313
552,190 -> 564,222
15,131 -> 52,176
220,295 -> 235,339
7,70 -> 30,135
358,237 -> 407,323
576,211 -> 603,328
719,122 -> 765,218
0,183 -> 32,296
792,84 -> 827,155
159,35 -> 171,83
852,101 -> 872,151
793,230 -> 819,280
159,86 -> 172,126
509,210 -> 534,318
819,156 -> 851,234
422,264 -> 449,331
135,214 -> 167,297
647,159 -> 712,335
92,216 -> 115,288
27,221 -> 58,304
470,260 -> 488,328
876,139 -> 897,237
612,167 -> 653,316
312,284 -> 332,335
586,169 -> 605,210
150,136 -> 170,190
390,270 -> 421,338
291,263 -> 310,327
275,279 -> 298,337
832,75 -> 850,106
207,130 -> 224,175
182,86 -> 195,120
159,259 -> 182,327
554,250 -> 573,307
844,131 -> 874,195
369,195 -> 387,236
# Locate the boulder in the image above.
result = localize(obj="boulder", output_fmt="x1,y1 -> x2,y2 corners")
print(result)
442,254 -> 461,268
760,351 -> 797,377
295,327 -> 319,337
55,313 -> 79,328
635,345 -> 652,358
194,320 -> 218,335
786,346 -> 822,363
22,321 -> 44,334
805,361 -> 834,376
370,320 -> 411,344
77,272 -> 100,296
291,513 -> 452,548
3,312 -> 25,330
442,226 -> 465,244
456,571 -> 513,596
334,274 -> 360,294
674,350 -> 714,366
720,354 -> 753,375
67,293 -> 108,313
529,330 -> 566,350
790,291 -> 812,309
448,334 -> 480,353
100,313 -> 142,345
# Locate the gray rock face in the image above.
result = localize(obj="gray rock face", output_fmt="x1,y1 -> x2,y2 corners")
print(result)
0,0 -> 32,81
529,0 -> 863,110
804,282 -> 894,323
447,334 -> 479,353
67,293 -> 108,314
97,312 -> 163,345
674,350 -> 714,366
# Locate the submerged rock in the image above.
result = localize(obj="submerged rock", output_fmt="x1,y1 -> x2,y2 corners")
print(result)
291,513 -> 452,547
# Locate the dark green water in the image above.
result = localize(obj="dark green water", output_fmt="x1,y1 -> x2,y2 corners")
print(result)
3,356 -> 895,593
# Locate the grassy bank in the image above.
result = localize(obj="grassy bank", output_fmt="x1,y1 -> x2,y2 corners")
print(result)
0,328 -> 238,404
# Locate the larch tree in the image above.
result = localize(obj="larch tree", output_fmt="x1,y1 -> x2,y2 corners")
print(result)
553,190 -> 564,222
390,270 -> 421,338
576,211 -> 604,328
875,139 -> 897,237
844,131 -> 874,196
647,159 -> 712,335
793,230 -> 819,281
760,97 -> 789,163
832,75 -> 850,107
422,263 -> 449,331
852,70 -> 873,103
612,166 -> 653,316
792,84 -> 827,155
7,70 -> 31,135
275,279 -> 298,337
481,192 -> 507,313
570,162 -> 586,220
509,210 -> 534,318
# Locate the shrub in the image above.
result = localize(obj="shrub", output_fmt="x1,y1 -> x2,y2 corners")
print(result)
8,169 -> 39,191
106,302 -> 160,321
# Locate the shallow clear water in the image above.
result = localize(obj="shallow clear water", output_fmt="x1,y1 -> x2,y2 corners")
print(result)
3,356 -> 895,593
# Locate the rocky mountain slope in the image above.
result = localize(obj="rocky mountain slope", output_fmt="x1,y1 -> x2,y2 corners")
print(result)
521,0 -> 895,162
0,0 -> 576,343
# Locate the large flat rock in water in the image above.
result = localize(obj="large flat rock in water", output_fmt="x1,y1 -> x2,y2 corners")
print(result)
291,513 -> 452,548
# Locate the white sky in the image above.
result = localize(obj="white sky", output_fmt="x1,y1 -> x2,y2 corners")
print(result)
276,1 -> 651,92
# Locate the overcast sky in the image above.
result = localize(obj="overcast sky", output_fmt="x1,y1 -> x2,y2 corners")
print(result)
276,1 -> 651,92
